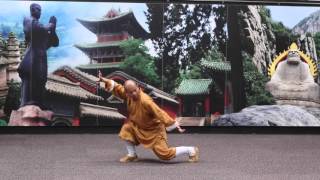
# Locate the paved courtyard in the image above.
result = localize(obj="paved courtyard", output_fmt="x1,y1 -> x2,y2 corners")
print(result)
1,134 -> 320,180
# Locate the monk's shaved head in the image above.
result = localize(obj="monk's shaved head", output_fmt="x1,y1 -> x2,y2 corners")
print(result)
124,80 -> 140,101
124,80 -> 137,89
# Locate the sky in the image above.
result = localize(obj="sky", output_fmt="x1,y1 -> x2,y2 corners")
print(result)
0,1 -> 149,72
0,1 -> 319,72
267,5 -> 320,28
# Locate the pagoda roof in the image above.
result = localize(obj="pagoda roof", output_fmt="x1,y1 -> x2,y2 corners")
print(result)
53,65 -> 100,91
74,41 -> 122,50
107,95 -> 124,104
52,67 -> 179,105
80,102 -> 126,120
77,11 -> 149,39
149,91 -> 179,105
175,79 -> 213,96
200,60 -> 231,73
46,74 -> 103,101
77,62 -> 121,70
0,56 -> 9,65
106,71 -> 179,104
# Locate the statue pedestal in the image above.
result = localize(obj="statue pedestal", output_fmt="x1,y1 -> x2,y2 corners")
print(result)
8,105 -> 53,126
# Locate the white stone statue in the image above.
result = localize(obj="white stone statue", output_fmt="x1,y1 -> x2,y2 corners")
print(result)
266,43 -> 320,107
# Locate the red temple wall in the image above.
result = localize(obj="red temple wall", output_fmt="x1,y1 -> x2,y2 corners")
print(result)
97,33 -> 129,42
54,72 -> 179,120
160,104 -> 178,119
204,96 -> 210,114
54,71 -> 97,94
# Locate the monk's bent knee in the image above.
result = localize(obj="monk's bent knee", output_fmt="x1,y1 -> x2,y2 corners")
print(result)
119,123 -> 139,145
153,146 -> 176,160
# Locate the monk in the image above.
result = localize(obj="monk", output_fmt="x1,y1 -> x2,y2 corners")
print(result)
98,71 -> 199,163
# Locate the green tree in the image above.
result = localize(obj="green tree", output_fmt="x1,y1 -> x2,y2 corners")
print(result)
146,4 -> 227,93
202,45 -> 225,63
119,39 -> 160,87
183,46 -> 225,79
259,6 -> 298,54
180,63 -> 203,80
271,21 -> 298,54
4,80 -> 21,116
0,119 -> 7,126
183,4 -> 214,68
313,32 -> 320,80
313,32 -> 320,60
242,52 -> 275,106
228,5 -> 247,112
146,3 -> 185,92
212,5 -> 227,56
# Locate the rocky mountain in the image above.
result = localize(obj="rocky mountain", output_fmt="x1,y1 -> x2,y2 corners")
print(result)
292,10 -> 320,35
296,34 -> 318,61
292,10 -> 320,78
238,6 -> 319,78
238,5 -> 276,74
212,105 -> 320,126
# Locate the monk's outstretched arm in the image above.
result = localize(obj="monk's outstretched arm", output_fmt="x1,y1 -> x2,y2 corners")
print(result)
99,76 -> 127,100
146,99 -> 185,133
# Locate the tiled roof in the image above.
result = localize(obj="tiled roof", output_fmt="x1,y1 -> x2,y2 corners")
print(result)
77,11 -> 149,39
74,41 -> 122,49
106,71 -> 179,104
107,95 -> 124,104
200,60 -> 231,72
78,11 -> 132,22
80,102 -> 126,120
46,74 -> 103,101
175,79 -> 212,95
149,91 -> 179,104
77,62 -> 121,70
53,65 -> 99,88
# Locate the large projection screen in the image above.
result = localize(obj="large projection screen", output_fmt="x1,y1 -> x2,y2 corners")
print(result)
0,1 -> 319,127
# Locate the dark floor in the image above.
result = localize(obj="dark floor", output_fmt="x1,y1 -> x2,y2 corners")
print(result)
1,134 -> 320,180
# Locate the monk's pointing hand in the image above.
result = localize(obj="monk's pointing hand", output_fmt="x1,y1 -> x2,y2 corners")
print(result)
175,121 -> 186,133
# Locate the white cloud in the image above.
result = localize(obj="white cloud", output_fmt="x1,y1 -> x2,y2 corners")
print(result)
48,47 -> 90,73
1,1 -> 150,73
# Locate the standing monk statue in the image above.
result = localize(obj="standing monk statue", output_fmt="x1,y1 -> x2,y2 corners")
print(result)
98,71 -> 200,163
18,3 -> 59,109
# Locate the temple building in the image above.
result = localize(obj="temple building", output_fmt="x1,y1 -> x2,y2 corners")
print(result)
0,33 -> 23,117
75,9 -> 149,76
175,61 -> 231,126
105,71 -> 179,119
79,102 -> 126,126
0,32 -> 21,83
45,74 -> 125,126
53,65 -> 100,94
53,66 -> 179,120
0,34 -> 9,107
200,60 -> 232,113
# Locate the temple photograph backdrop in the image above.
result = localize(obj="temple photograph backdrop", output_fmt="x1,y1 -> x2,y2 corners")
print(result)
0,1 -> 319,127
213,5 -> 320,126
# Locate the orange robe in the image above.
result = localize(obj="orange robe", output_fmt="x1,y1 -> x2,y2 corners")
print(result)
106,81 -> 176,160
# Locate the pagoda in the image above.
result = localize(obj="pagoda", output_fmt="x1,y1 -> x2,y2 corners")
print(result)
4,32 -> 20,82
75,9 -> 149,76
